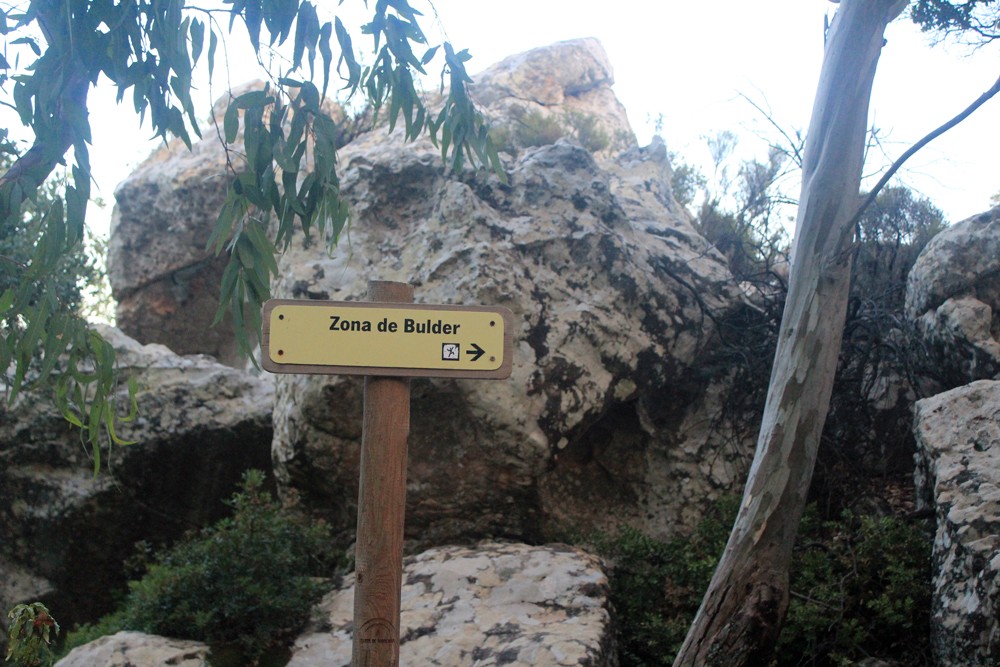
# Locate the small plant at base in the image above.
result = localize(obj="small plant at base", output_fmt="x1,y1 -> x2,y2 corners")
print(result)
5,603 -> 60,667
590,497 -> 738,666
777,508 -> 933,666
61,470 -> 339,664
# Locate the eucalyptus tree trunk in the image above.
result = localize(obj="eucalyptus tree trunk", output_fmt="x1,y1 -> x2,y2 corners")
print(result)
672,1 -> 909,665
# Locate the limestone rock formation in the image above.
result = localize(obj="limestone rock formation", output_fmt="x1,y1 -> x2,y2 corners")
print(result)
290,542 -> 615,667
0,326 -> 274,625
55,632 -> 211,667
913,380 -> 1000,665
107,80 -> 357,367
106,38 -> 750,547
54,543 -> 613,667
472,37 -> 634,156
268,48 -> 747,546
906,205 -> 1000,387
108,127 -> 238,365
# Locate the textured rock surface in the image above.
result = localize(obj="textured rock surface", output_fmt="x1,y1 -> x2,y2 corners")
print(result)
914,380 -> 1000,665
108,127 -> 238,364
55,632 -> 210,667
107,78 -> 360,367
265,41 -> 746,546
106,39 -> 636,366
473,38 -> 634,156
0,326 -> 274,625
107,39 -> 750,545
906,206 -> 1000,386
271,132 -> 746,546
290,542 -> 616,667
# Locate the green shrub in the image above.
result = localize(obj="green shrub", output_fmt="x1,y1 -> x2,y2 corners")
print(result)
595,501 -> 931,667
489,107 -> 612,155
565,110 -> 611,152
515,108 -> 566,148
591,498 -> 737,666
61,470 -> 338,663
777,509 -> 933,666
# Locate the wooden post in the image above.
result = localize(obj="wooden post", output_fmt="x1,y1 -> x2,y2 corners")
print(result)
352,280 -> 413,667
261,283 -> 513,664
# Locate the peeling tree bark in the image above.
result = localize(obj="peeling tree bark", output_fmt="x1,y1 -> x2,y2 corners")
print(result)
672,1 -> 909,665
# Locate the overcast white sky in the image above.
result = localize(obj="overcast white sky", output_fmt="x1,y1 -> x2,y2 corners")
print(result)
85,0 -> 1000,232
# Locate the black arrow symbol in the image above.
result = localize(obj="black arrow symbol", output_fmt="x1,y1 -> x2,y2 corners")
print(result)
467,343 -> 485,362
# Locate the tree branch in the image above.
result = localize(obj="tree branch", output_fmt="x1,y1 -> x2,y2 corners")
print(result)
851,72 -> 1000,226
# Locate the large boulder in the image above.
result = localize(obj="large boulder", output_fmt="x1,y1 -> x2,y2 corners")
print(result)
106,39 -> 750,546
55,632 -> 211,667
107,81 -> 358,367
108,128 -> 238,365
55,543 -> 614,667
269,41 -> 746,546
906,206 -> 1000,388
290,542 -> 615,667
0,326 -> 274,626
472,37 -> 635,156
271,133 -> 745,547
913,380 -> 1000,665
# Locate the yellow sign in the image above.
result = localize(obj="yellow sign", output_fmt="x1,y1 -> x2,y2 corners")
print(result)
262,299 -> 514,379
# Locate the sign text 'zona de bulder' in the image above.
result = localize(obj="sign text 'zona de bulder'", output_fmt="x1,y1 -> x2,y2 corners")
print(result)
262,299 -> 514,379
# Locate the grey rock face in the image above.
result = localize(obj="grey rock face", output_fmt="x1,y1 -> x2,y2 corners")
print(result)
289,542 -> 616,667
266,42 -> 747,547
55,632 -> 210,667
271,132 -> 746,546
914,380 -> 1000,665
0,326 -> 274,625
906,206 -> 1000,387
473,37 -> 634,156
106,38 -> 750,547
108,132 -> 238,364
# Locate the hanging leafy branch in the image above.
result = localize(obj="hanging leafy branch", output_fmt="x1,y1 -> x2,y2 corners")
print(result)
0,0 -> 501,469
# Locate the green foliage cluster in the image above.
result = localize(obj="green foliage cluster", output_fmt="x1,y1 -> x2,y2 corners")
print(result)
851,186 -> 946,313
0,159 -> 102,318
591,498 -> 737,665
777,510 -> 933,667
62,471 -> 338,663
5,603 -> 59,667
0,0 -> 501,466
491,107 -> 611,154
667,154 -> 707,210
596,502 -> 931,667
0,148 -> 135,473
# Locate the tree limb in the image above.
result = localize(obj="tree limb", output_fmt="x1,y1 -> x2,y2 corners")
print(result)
851,71 -> 1000,226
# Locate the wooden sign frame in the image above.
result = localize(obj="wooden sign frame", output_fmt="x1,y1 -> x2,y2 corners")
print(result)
261,298 -> 514,379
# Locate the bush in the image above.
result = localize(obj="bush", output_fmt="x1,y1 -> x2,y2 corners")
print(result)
62,470 -> 338,663
595,502 -> 931,667
565,110 -> 611,152
777,509 -> 933,666
489,107 -> 611,154
592,498 -> 737,666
